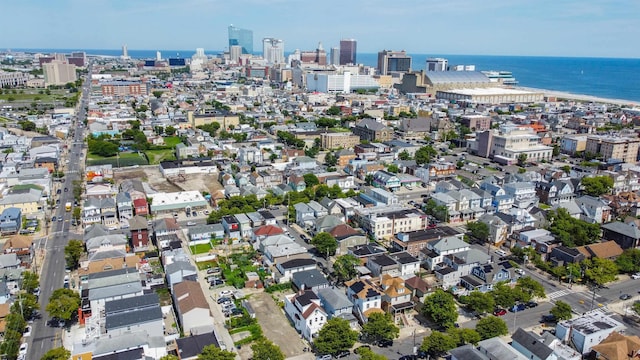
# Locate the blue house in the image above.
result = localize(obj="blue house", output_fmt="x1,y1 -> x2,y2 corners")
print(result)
0,207 -> 22,234
460,261 -> 514,293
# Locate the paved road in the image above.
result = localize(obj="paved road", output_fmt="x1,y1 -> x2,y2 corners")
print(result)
29,69 -> 91,360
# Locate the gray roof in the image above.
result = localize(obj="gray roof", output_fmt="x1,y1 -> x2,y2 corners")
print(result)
448,344 -> 490,360
85,234 -> 128,250
0,253 -> 19,268
602,221 -> 640,239
356,118 -> 389,131
105,306 -> 162,330
105,293 -> 160,314
88,281 -> 143,301
292,269 -> 328,289
317,287 -> 353,310
88,269 -> 141,290
511,328 -> 553,360
165,260 -> 197,276
175,332 -> 219,359
431,236 -> 468,253
478,337 -> 528,360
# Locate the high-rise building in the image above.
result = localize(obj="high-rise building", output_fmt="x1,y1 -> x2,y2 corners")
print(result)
228,25 -> 253,54
299,42 -> 327,65
43,60 -> 77,86
427,57 -> 448,71
121,45 -> 129,60
377,50 -> 412,75
330,47 -> 340,65
156,51 -> 162,61
229,45 -> 243,64
339,39 -> 357,65
262,38 -> 285,64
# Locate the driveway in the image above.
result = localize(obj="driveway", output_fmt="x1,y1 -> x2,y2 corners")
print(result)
250,291 -> 307,357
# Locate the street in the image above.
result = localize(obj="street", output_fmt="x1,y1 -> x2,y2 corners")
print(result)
28,69 -> 91,360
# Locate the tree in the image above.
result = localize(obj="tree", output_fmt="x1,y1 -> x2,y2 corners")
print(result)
549,300 -> 572,321
553,144 -> 561,157
398,150 -> 412,160
314,318 -> 359,355
303,173 -> 319,187
476,316 -> 508,340
517,153 -> 528,166
72,207 -> 81,222
165,125 -> 176,136
13,293 -> 39,319
581,176 -> 614,196
386,164 -> 400,173
491,281 -> 518,309
64,239 -> 84,269
448,327 -> 481,346
460,291 -> 495,315
364,174 -> 374,186
21,271 -> 39,294
616,248 -> 640,273
325,152 -> 338,166
415,145 -> 438,165
311,232 -> 338,257
41,347 -> 71,360
515,276 -> 546,299
421,289 -> 458,328
198,344 -> 236,360
467,222 -> 489,242
333,254 -> 360,282
46,288 -> 81,321
251,338 -> 285,360
326,106 -> 341,116
355,347 -> 387,360
18,120 -> 36,131
548,208 -> 601,247
420,331 -> 457,356
152,90 -> 164,99
583,258 -> 618,285
361,312 -> 399,343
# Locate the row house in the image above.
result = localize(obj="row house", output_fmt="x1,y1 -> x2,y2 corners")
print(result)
345,278 -> 384,324
372,170 -> 401,192
188,224 -> 225,245
415,162 -> 457,184
356,207 -> 427,241
115,192 -> 133,221
249,170 -> 283,189
420,236 -> 470,271
536,180 -> 575,206
392,226 -> 463,257
477,213 -> 510,245
435,249 -> 492,289
503,181 -> 538,209
460,261 -> 515,293
82,197 -> 117,226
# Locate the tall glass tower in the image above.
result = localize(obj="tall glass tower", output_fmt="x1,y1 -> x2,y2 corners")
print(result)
228,25 -> 253,54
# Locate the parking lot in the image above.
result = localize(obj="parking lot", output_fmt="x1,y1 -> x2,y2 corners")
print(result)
249,291 -> 307,357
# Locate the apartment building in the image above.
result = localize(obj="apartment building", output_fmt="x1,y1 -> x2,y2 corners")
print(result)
585,135 -> 640,163
320,132 -> 361,150
475,125 -> 552,164
0,70 -> 29,88
43,60 -> 77,86
101,81 -> 148,97
355,206 -> 427,240
560,135 -> 588,155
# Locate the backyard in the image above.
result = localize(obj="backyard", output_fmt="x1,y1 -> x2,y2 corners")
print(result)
86,152 -> 149,167
144,149 -> 176,164
218,251 -> 269,289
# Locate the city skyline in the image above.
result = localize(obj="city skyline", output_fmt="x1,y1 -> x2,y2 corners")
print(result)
2,0 -> 640,58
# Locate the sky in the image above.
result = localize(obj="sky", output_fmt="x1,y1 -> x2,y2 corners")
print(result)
2,0 -> 640,58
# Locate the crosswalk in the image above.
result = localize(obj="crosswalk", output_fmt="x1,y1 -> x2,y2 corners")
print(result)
547,289 -> 572,300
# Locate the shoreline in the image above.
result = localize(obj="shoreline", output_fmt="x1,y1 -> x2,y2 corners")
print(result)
516,86 -> 640,107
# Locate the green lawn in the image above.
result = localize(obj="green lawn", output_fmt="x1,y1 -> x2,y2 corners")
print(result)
86,152 -> 149,167
190,243 -> 213,255
163,136 -> 182,148
145,149 -> 176,164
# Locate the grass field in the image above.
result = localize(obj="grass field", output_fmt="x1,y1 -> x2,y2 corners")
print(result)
0,89 -> 70,103
86,152 -> 149,167
163,136 -> 182,147
145,149 -> 176,164
190,243 -> 213,255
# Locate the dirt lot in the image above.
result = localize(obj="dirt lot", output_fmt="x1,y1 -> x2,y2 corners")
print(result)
114,166 -> 223,195
249,291 -> 307,358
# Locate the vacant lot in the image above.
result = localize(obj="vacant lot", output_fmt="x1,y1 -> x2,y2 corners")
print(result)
113,167 -> 181,193
144,149 -> 176,164
249,291 -> 306,358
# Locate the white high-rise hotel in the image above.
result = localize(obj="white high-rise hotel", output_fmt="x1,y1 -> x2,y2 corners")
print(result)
262,38 -> 285,64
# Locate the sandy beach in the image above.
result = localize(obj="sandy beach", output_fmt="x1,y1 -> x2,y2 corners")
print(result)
516,86 -> 640,107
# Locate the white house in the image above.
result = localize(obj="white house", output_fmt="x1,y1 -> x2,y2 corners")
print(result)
284,290 -> 328,341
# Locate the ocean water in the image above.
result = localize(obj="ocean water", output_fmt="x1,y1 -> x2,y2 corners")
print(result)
9,48 -> 640,102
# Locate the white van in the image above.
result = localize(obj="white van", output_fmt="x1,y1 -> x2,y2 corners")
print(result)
495,249 -> 507,257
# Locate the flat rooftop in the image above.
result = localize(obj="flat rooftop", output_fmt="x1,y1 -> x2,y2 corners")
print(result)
441,87 -> 543,96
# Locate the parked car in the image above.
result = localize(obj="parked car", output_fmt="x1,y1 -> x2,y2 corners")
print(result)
219,290 -> 233,297
207,267 -> 221,275
632,273 -> 640,279
217,297 -> 231,304
316,355 -> 331,360
399,356 -> 417,360
210,279 -> 224,286
18,343 -> 27,356
23,325 -> 32,337
515,268 -> 525,276
526,301 -> 538,308
541,314 -> 557,323
186,221 -> 197,226
620,294 -> 632,300
493,308 -> 507,316
334,350 -> 350,358
377,339 -> 393,347
192,211 -> 197,217
510,303 -> 527,312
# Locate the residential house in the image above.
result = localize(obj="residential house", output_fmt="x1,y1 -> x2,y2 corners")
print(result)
104,293 -> 164,338
602,221 -> 640,249
556,310 -> 624,354
576,241 -> 623,261
316,287 -> 357,327
329,224 -> 367,255
233,213 -> 252,239
0,207 -> 21,234
391,226 -> 463,257
174,332 -> 220,360
189,224 -> 224,245
436,249 -> 492,289
372,170 -> 401,191
2,235 -> 32,260
378,274 -> 413,318
460,261 -> 514,293
591,331 -> 640,360
308,201 -> 328,218
115,192 -> 133,221
345,278 -> 384,323
352,118 -> 393,142
288,175 -> 306,192
575,195 -> 611,224
284,290 -> 328,341
421,236 -> 470,271
511,328 -> 560,360
165,261 -> 198,291
0,254 -> 20,270
173,281 -> 215,335
315,214 -> 344,234
221,215 -> 241,241
291,269 -> 329,292
366,254 -> 399,277
85,183 -> 117,199
132,198 -> 149,216
449,344 -> 491,360
478,337 -> 528,360
129,216 -> 150,252
276,258 -> 316,284
389,251 -> 420,277
86,268 -> 144,315
84,234 -> 128,256
549,245 -> 586,265
477,213 -> 509,245
504,181 -> 538,209
153,217 -> 180,237
536,180 -> 575,206
294,203 -> 315,228
0,188 -> 44,215
252,224 -> 284,242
